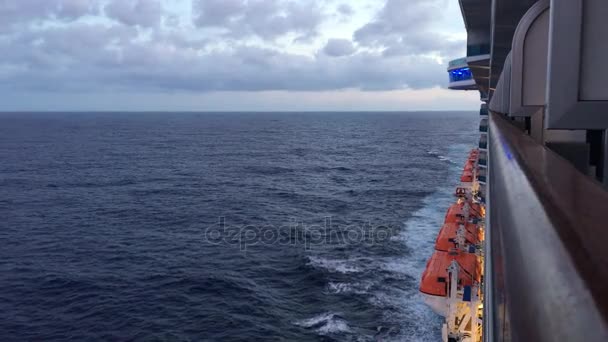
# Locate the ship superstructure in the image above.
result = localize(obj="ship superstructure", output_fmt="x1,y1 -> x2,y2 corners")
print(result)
420,0 -> 608,341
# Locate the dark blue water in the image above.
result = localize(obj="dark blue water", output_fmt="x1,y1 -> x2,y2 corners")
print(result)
0,112 -> 477,341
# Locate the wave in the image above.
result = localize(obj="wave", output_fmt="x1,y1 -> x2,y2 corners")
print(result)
306,256 -> 361,274
326,281 -> 373,295
295,312 -> 351,335
428,149 -> 458,165
382,144 -> 472,341
438,155 -> 455,164
298,144 -> 473,342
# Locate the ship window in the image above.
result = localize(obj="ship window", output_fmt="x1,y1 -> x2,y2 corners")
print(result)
437,277 -> 446,283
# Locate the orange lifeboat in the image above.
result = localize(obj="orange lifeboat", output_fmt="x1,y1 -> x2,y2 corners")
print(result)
445,202 -> 481,224
420,250 -> 480,316
420,147 -> 484,319
461,171 -> 474,183
435,222 -> 479,252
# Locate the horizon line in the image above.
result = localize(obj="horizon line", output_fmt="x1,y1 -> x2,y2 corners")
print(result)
0,110 -> 477,113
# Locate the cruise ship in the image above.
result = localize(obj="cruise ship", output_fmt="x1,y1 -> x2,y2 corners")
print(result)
419,0 -> 608,341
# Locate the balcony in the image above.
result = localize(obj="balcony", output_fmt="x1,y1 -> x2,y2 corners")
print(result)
480,118 -> 488,132
479,136 -> 488,149
480,104 -> 488,116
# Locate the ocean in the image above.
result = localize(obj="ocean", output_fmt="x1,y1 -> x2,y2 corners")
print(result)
0,112 -> 477,341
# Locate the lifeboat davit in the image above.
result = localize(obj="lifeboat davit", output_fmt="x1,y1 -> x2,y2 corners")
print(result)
420,250 -> 480,316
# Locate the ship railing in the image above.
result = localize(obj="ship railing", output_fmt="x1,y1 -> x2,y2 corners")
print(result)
485,112 -> 608,342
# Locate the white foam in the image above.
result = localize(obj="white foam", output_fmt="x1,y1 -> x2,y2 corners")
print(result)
438,155 -> 454,163
303,144 -> 474,341
326,281 -> 373,294
379,144 -> 472,341
429,149 -> 457,164
317,317 -> 350,334
295,312 -> 351,335
395,144 -> 471,276
306,256 -> 361,274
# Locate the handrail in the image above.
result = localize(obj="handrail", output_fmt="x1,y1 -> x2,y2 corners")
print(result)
486,112 -> 608,341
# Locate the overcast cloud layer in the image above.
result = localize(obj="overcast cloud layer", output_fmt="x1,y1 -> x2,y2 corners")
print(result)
0,0 -> 475,110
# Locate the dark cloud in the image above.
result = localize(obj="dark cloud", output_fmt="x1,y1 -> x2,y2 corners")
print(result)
0,0 -> 455,96
0,29 -> 446,93
192,0 -> 324,40
0,0 -> 99,30
355,0 -> 446,44
117,48 -> 445,92
192,0 -> 245,27
323,39 -> 356,57
56,0 -> 100,20
105,0 -> 162,28
353,0 -> 462,58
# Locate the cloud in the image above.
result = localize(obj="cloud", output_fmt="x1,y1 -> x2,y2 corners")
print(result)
323,39 -> 356,57
353,0 -> 462,58
56,0 -> 100,20
0,0 -> 459,99
192,0 -> 324,40
379,31 -> 464,57
355,0 -> 446,43
192,0 -> 245,27
105,0 -> 162,28
337,4 -> 354,16
0,0 -> 99,30
0,30 -> 446,93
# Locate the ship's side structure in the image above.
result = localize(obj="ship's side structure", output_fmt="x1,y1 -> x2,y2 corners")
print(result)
419,148 -> 486,342
421,0 -> 608,341
419,35 -> 489,342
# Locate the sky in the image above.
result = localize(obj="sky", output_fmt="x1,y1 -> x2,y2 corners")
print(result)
0,0 -> 480,111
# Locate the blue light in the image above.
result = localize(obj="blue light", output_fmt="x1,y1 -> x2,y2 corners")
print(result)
448,67 -> 473,82
500,137 -> 513,161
